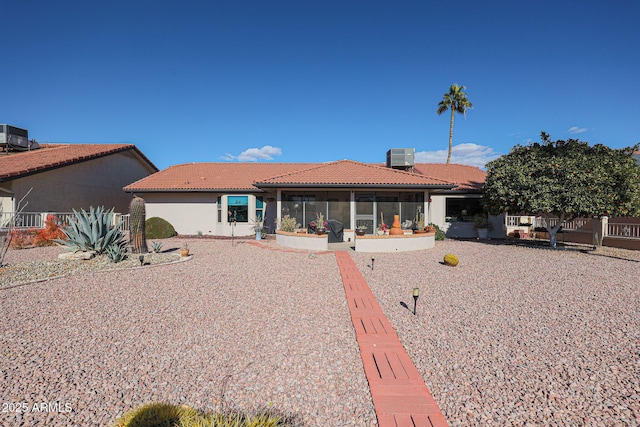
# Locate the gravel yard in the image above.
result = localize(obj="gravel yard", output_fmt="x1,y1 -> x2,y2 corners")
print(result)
0,239 -> 376,426
351,240 -> 640,426
1,239 -> 639,426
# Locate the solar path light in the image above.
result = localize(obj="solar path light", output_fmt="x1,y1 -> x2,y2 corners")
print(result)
412,287 -> 420,315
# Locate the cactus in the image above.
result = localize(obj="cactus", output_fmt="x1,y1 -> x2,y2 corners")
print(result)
129,196 -> 147,254
443,253 -> 459,267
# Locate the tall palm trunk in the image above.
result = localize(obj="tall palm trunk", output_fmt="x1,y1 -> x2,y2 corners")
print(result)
447,107 -> 455,164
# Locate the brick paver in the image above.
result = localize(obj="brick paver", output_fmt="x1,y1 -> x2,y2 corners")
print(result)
335,251 -> 449,427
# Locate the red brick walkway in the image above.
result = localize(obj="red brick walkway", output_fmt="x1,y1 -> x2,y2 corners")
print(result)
335,251 -> 448,427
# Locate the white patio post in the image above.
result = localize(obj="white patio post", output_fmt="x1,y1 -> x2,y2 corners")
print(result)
276,189 -> 282,227
350,191 -> 356,230
592,216 -> 608,247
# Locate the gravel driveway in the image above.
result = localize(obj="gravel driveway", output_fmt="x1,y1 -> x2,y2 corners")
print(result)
2,239 -> 639,426
1,239 -> 376,426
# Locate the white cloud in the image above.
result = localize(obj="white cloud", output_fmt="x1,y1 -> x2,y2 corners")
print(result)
568,126 -> 588,134
223,145 -> 283,162
415,143 -> 500,169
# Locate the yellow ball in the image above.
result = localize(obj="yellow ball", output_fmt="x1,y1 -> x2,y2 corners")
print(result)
443,253 -> 459,267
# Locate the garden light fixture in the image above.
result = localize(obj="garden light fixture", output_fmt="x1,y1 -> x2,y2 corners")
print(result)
371,255 -> 375,270
139,255 -> 144,266
412,287 -> 420,315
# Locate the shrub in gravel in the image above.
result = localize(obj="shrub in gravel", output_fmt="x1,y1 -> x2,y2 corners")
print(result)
429,223 -> 446,240
55,206 -> 125,254
443,253 -> 459,266
145,217 -> 178,239
111,402 -> 293,427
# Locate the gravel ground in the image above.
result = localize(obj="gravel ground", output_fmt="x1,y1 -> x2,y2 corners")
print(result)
0,239 -> 376,426
351,240 -> 640,426
2,238 -> 639,427
1,246 -> 181,289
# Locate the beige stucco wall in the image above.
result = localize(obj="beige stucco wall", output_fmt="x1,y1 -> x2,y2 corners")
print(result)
142,192 -> 267,237
143,193 -> 218,236
0,150 -> 155,213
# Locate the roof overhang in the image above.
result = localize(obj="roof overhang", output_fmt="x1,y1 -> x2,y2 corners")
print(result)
255,183 -> 456,190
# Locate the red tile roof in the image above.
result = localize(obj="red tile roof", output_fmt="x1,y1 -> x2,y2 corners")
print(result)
124,162 -> 312,192
414,163 -> 486,191
256,160 -> 454,188
126,160 -> 484,192
0,143 -> 157,181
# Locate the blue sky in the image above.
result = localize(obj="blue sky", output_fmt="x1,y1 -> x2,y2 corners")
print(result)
2,1 -> 639,170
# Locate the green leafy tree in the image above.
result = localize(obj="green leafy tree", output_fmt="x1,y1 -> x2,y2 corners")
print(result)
482,132 -> 640,248
436,83 -> 473,164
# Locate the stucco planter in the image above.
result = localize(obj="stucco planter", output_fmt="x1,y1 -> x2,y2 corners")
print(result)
355,231 -> 436,253
276,230 -> 328,251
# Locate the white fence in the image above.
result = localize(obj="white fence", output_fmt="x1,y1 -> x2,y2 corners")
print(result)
0,212 -> 129,233
506,215 -> 640,240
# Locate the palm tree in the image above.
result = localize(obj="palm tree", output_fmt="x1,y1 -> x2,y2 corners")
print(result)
436,84 -> 473,164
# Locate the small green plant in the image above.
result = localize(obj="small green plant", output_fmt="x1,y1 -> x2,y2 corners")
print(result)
145,217 -> 178,239
279,215 -> 299,232
429,223 -> 446,240
55,206 -> 125,254
106,242 -> 128,263
197,230 -> 203,237
151,241 -> 163,253
473,214 -> 494,231
444,253 -> 459,267
182,242 -> 189,250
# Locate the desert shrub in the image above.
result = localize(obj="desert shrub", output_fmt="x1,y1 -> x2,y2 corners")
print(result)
8,216 -> 67,249
55,206 -> 125,254
145,217 -> 177,239
111,402 -> 292,427
443,253 -> 459,267
279,215 -> 300,232
33,215 -> 66,246
429,223 -> 446,241
9,229 -> 34,249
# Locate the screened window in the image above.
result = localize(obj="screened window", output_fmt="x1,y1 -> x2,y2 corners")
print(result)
228,196 -> 249,222
256,196 -> 264,222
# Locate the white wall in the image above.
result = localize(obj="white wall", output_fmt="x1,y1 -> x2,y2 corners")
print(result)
143,192 -> 266,237
144,193 -> 218,236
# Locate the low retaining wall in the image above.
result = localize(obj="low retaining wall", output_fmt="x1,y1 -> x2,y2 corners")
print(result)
355,232 -> 436,253
275,230 -> 328,251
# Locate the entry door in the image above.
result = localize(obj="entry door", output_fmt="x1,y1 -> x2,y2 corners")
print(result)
355,193 -> 375,234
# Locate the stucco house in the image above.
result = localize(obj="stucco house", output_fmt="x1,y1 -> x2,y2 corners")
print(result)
0,143 -> 157,215
124,156 -> 489,239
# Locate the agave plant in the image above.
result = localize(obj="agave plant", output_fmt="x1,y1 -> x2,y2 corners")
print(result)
55,206 -> 125,254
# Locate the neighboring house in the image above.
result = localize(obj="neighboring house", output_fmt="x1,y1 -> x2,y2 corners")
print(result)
634,150 -> 640,165
0,143 -> 157,214
124,156 -> 488,238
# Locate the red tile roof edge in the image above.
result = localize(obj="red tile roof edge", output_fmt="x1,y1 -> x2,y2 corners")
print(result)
254,159 -> 455,187
0,144 -> 158,181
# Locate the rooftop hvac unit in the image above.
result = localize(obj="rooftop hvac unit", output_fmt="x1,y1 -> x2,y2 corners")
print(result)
0,124 -> 39,151
386,148 -> 415,168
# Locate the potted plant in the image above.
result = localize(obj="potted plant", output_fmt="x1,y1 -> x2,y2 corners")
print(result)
180,242 -> 190,257
250,217 -> 265,240
310,212 -> 328,234
355,225 -> 367,236
377,222 -> 388,236
473,214 -> 494,239
279,215 -> 299,233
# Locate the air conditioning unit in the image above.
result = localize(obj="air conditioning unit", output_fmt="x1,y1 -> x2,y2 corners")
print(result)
386,148 -> 415,168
